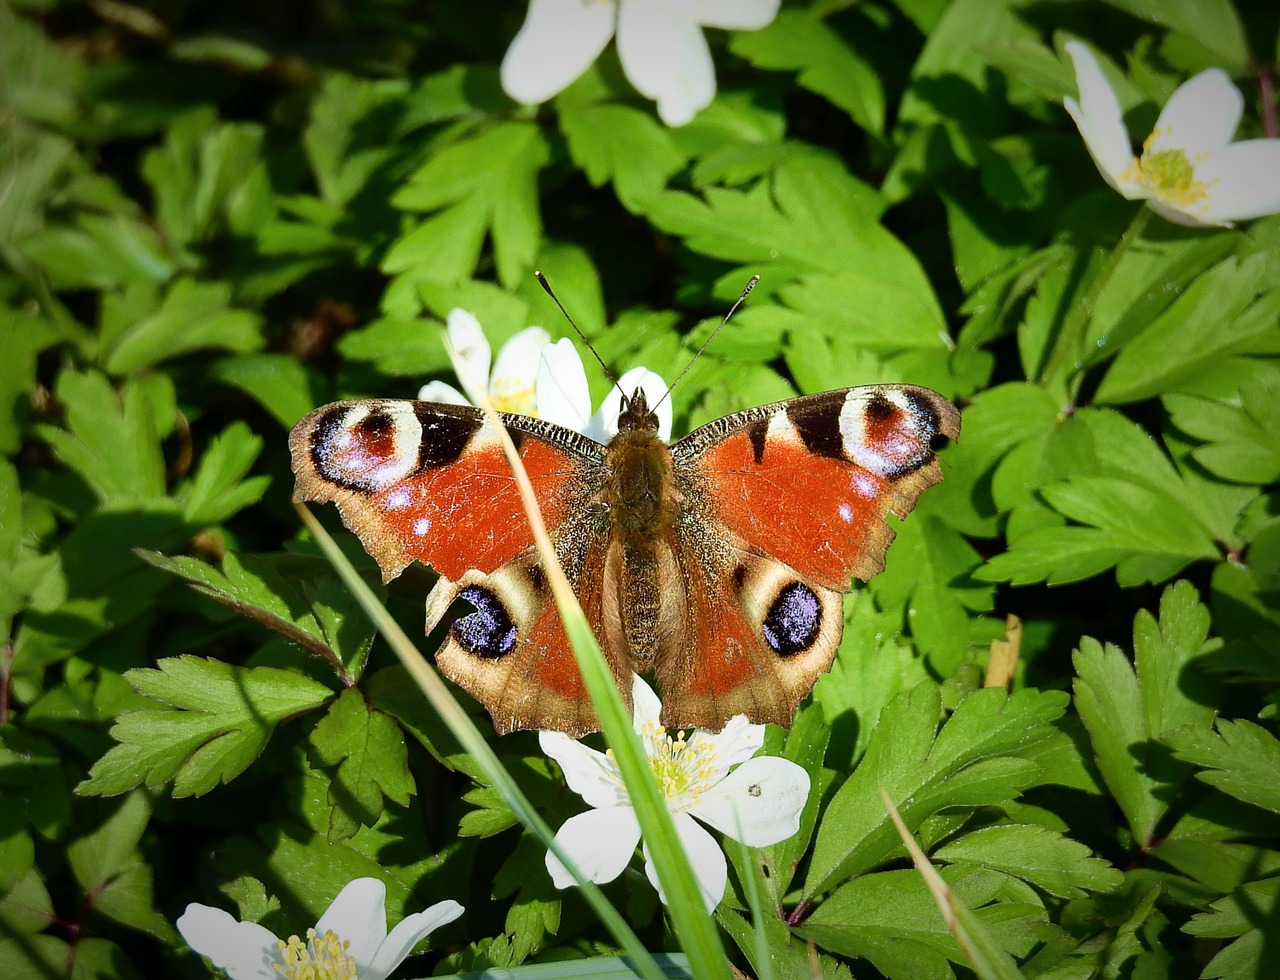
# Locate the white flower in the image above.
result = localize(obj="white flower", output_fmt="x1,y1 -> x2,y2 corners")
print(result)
536,337 -> 672,442
539,675 -> 809,912
501,0 -> 781,127
420,308 -> 550,414
1063,40 -> 1280,226
177,877 -> 462,980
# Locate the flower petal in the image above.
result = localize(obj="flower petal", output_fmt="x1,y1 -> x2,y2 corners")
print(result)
1150,69 -> 1242,157
546,807 -> 641,888
536,338 -> 594,433
491,326 -> 550,395
539,729 -> 627,809
316,878 -> 387,967
360,900 -> 464,980
176,904 -> 281,980
616,2 -> 716,126
630,673 -> 663,731
689,714 -> 764,779
501,0 -> 616,106
1191,139 -> 1280,223
417,380 -> 470,405
689,756 -> 809,846
1063,41 -> 1143,198
643,812 -> 727,912
679,0 -> 780,30
445,309 -> 492,406
588,367 -> 672,442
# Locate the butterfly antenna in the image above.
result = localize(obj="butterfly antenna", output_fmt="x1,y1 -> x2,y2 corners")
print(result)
535,270 -> 619,392
651,274 -> 760,413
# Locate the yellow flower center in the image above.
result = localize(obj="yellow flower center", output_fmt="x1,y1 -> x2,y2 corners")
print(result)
639,720 -> 719,810
488,376 -> 538,417
1122,129 -> 1214,207
273,929 -> 358,980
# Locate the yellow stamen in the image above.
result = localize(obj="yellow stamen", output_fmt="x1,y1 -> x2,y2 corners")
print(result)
641,721 -> 720,809
489,377 -> 538,416
273,928 -> 358,980
1120,128 -> 1215,208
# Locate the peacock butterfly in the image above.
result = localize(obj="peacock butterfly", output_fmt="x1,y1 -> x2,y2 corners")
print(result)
289,375 -> 959,736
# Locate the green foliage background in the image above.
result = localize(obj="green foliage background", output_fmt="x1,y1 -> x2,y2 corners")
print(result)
3,0 -> 1279,976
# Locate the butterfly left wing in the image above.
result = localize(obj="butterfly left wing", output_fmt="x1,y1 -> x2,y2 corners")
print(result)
289,399 -> 603,581
656,384 -> 960,729
290,399 -> 634,735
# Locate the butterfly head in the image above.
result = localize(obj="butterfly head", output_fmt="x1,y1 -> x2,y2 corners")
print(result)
617,387 -> 661,434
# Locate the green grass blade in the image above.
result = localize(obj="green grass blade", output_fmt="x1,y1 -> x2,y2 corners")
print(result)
297,504 -> 668,980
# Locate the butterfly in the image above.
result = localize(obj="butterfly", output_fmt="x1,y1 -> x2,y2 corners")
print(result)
289,380 -> 959,736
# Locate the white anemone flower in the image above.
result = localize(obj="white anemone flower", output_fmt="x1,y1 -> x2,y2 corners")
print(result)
1064,40 -> 1280,226
176,877 -> 462,980
536,337 -> 672,442
501,0 -> 781,127
540,675 -> 810,912
420,308 -> 550,415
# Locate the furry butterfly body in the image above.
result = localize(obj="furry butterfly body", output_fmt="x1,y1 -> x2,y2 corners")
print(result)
290,384 -> 959,735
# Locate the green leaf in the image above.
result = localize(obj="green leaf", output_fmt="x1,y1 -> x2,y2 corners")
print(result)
309,688 -> 414,841
136,551 -> 375,678
1163,719 -> 1280,814
933,824 -> 1122,899
1072,581 -> 1217,847
67,791 -> 173,939
799,866 -> 1043,977
648,157 -> 933,312
871,514 -> 992,673
562,103 -> 686,212
178,422 -> 269,525
36,370 -> 167,503
386,122 -> 550,288
210,353 -> 328,428
1165,380 -> 1280,485
0,307 -> 65,454
980,475 -> 1221,586
804,684 -> 1068,898
731,11 -> 884,135
1096,255 -> 1280,404
100,277 -> 264,374
1098,0 -> 1248,70
77,656 -> 333,797
1184,877 -> 1280,979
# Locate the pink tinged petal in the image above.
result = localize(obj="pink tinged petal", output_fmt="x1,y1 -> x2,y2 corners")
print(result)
688,756 -> 810,846
445,309 -> 492,406
491,326 -> 551,393
679,0 -> 781,30
589,368 -> 673,442
360,901 -> 464,980
501,0 -> 616,105
1150,69 -> 1242,157
616,3 -> 716,127
176,904 -> 281,980
1063,41 -> 1143,198
1192,140 -> 1280,223
536,338 -> 594,433
695,714 -> 765,776
643,812 -> 727,913
316,877 -> 388,967
539,730 -> 627,809
417,380 -> 470,405
546,807 -> 642,888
